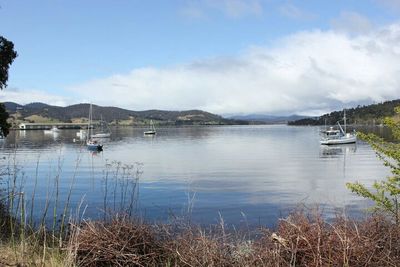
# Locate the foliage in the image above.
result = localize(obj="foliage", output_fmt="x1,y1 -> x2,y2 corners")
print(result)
347,107 -> 400,224
0,36 -> 17,136
0,103 -> 10,136
289,99 -> 400,125
0,36 -> 17,90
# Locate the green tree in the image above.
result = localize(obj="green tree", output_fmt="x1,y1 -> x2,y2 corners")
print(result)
347,107 -> 400,224
0,36 -> 18,136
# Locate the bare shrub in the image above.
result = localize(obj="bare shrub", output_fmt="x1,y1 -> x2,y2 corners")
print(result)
70,215 -> 167,267
267,212 -> 400,266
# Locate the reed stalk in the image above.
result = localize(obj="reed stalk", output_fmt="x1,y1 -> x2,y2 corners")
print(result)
29,156 -> 40,228
59,153 -> 82,247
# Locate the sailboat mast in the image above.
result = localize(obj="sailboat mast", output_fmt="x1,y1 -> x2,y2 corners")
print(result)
89,103 -> 93,139
344,109 -> 347,133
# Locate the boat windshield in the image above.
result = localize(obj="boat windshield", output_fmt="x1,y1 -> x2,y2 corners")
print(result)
326,131 -> 340,136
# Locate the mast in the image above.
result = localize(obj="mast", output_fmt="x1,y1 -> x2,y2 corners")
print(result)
87,103 -> 92,141
343,109 -> 347,133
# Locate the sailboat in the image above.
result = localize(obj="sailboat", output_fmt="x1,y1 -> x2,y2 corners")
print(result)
144,120 -> 156,135
91,115 -> 111,138
320,110 -> 356,145
86,104 -> 103,151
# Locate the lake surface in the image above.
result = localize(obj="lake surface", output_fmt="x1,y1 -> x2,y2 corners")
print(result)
0,125 -> 390,227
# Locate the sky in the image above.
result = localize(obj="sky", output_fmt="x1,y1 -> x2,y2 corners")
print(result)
0,0 -> 400,116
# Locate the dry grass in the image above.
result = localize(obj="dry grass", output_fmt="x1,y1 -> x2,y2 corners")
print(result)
66,212 -> 400,266
166,228 -> 233,266
1,211 -> 399,266
0,242 -> 70,267
23,115 -> 60,123
268,212 -> 400,266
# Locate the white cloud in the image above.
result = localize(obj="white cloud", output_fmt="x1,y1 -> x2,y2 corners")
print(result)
67,23 -> 400,115
331,11 -> 374,34
279,3 -> 316,21
0,88 -> 69,106
5,22 -> 400,115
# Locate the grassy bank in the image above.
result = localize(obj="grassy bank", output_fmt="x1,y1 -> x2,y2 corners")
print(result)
1,204 -> 400,266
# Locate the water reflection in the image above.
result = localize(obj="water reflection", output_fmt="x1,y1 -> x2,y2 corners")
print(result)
0,126 -> 391,227
319,144 -> 357,158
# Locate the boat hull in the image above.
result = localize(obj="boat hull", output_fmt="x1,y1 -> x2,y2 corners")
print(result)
144,131 -> 156,135
91,133 -> 111,138
87,143 -> 103,151
320,136 -> 356,145
87,139 -> 103,151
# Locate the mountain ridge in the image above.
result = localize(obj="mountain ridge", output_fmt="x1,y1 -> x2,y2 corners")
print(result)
4,102 -> 249,126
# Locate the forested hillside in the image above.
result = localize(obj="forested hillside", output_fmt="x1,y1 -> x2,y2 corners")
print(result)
288,99 -> 400,125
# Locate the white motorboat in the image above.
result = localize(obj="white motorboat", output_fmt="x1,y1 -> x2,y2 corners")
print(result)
44,126 -> 60,134
320,110 -> 356,145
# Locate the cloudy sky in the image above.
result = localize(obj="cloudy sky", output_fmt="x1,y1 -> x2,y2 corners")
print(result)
1,0 -> 400,115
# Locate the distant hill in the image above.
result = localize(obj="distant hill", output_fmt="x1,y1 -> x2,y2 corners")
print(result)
4,102 -> 249,126
24,102 -> 51,109
288,99 -> 400,126
229,114 -> 310,124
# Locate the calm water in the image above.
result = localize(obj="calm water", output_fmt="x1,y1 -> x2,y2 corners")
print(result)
0,125 -> 390,227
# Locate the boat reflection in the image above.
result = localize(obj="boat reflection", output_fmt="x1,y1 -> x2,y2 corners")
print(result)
319,143 -> 357,158
89,150 -> 103,157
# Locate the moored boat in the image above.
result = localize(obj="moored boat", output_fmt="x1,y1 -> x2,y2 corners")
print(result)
86,104 -> 103,151
44,126 -> 60,134
320,110 -> 356,145
144,120 -> 156,135
87,139 -> 103,151
92,115 -> 111,138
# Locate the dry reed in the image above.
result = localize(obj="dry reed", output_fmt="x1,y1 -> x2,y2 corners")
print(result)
68,211 -> 400,267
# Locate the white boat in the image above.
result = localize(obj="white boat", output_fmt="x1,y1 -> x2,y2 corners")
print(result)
51,126 -> 60,132
86,104 -> 103,151
144,120 -> 156,135
91,132 -> 111,138
76,129 -> 87,139
91,115 -> 111,138
44,126 -> 60,134
320,110 -> 356,145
